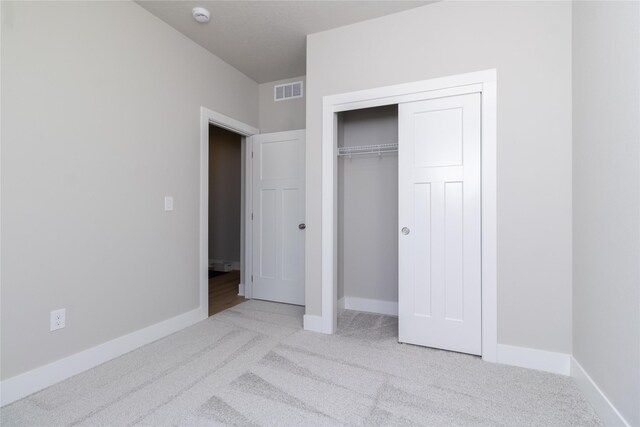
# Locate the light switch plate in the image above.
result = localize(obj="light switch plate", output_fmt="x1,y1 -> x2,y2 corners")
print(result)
164,196 -> 174,211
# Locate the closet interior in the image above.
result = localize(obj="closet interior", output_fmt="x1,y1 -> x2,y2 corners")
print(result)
337,105 -> 399,324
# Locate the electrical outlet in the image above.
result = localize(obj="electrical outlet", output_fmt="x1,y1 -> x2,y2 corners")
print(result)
164,196 -> 174,211
50,308 -> 66,331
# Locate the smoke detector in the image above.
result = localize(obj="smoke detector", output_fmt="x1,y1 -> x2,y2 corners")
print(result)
192,7 -> 210,23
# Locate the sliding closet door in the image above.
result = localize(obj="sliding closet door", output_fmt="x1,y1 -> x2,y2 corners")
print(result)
398,93 -> 481,355
252,130 -> 305,305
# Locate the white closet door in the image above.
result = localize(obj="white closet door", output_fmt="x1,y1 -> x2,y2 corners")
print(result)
398,94 -> 481,355
252,130 -> 305,305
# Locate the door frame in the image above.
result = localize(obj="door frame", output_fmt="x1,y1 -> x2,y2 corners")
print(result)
319,69 -> 497,362
199,107 -> 259,320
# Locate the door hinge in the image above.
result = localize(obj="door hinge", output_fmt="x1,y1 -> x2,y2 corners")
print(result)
251,275 -> 253,282
251,151 -> 254,158
251,213 -> 254,220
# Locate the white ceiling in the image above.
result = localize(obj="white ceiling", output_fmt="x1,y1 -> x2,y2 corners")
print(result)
135,1 -> 430,83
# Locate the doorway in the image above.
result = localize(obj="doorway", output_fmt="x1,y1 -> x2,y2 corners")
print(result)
199,108 -> 258,320
337,105 -> 399,315
199,108 -> 307,319
208,124 -> 245,316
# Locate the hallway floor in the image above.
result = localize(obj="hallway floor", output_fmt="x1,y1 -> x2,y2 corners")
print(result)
208,270 -> 245,316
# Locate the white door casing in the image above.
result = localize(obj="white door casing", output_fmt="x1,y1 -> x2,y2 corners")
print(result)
398,93 -> 482,355
252,130 -> 306,305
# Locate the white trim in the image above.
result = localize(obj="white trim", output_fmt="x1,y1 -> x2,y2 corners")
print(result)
321,98 -> 338,334
0,308 -> 202,407
208,259 -> 241,272
571,357 -> 631,427
496,344 -> 570,376
303,314 -> 323,333
317,69 -> 498,363
200,108 -> 259,317
244,136 -> 254,299
202,108 -> 259,137
333,84 -> 483,114
342,296 -> 398,317
238,283 -> 245,297
337,297 -> 346,312
480,79 -> 498,363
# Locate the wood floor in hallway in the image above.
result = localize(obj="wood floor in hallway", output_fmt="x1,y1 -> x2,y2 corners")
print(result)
208,270 -> 245,316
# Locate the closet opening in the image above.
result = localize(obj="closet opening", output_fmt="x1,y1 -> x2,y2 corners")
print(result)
336,105 -> 399,339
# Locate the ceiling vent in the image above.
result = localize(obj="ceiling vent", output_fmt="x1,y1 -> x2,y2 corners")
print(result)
274,81 -> 303,101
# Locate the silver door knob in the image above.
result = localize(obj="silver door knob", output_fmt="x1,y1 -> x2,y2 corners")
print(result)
401,227 -> 410,235
299,223 -> 306,230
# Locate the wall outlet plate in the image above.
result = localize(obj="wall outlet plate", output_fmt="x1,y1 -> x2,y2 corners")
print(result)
50,308 -> 66,331
164,196 -> 174,211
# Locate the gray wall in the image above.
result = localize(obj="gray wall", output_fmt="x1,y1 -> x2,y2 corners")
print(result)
306,1 -> 573,353
208,126 -> 242,264
338,107 -> 398,303
1,1 -> 258,379
572,1 -> 640,425
259,76 -> 306,133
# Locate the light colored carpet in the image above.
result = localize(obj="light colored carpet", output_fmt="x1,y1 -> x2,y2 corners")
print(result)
1,300 -> 602,426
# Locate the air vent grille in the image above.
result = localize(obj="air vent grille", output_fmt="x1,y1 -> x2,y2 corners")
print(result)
274,81 -> 303,101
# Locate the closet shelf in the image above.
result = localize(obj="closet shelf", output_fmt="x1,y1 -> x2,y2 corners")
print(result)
337,143 -> 398,157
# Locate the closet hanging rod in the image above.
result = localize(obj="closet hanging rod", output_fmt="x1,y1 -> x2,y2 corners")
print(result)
337,143 -> 398,157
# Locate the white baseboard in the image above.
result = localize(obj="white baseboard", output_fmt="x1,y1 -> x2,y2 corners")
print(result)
303,314 -> 323,333
0,307 -> 203,407
336,304 -> 568,377
496,344 -> 570,376
238,283 -> 245,297
571,357 -> 630,427
208,259 -> 241,271
342,296 -> 398,316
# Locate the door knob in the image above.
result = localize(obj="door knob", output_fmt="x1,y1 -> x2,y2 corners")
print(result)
299,223 -> 306,230
401,227 -> 410,235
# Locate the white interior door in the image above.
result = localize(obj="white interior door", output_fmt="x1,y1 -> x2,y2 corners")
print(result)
252,130 -> 305,305
398,93 -> 482,355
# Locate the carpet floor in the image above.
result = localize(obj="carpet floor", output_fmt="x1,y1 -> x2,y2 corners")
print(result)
1,300 -> 602,426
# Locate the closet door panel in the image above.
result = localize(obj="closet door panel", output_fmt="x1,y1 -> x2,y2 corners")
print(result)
399,93 -> 481,356
412,183 -> 432,317
413,107 -> 463,168
444,181 -> 464,321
